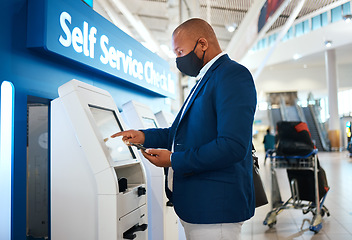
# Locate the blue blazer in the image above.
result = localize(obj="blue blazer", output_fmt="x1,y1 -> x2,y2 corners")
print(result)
143,54 -> 257,224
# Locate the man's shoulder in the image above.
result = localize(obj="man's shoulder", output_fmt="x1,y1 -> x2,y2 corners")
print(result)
216,55 -> 249,72
215,57 -> 252,79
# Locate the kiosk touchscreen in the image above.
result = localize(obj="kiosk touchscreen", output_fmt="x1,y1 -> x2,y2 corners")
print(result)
51,80 -> 148,240
122,100 -> 179,240
89,105 -> 135,163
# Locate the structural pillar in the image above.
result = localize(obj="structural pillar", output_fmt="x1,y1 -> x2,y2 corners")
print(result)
324,49 -> 340,150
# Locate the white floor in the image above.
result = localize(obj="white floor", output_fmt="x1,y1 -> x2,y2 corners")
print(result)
241,151 -> 352,240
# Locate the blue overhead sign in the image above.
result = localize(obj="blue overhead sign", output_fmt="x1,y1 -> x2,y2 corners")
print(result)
27,0 -> 175,98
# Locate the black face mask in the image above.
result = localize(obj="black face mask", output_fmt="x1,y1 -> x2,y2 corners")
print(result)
176,40 -> 206,77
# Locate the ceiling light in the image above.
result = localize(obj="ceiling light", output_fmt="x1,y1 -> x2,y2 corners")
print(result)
227,26 -> 235,32
226,23 -> 237,33
343,14 -> 352,23
324,40 -> 332,48
293,54 -> 301,60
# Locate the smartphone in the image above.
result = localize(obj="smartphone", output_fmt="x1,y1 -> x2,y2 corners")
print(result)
130,143 -> 147,151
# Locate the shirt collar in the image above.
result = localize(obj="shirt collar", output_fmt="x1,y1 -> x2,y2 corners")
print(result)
196,51 -> 226,80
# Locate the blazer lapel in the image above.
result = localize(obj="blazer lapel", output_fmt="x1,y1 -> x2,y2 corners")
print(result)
179,74 -> 210,123
172,82 -> 199,126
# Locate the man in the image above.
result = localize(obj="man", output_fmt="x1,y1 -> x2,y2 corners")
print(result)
112,18 -> 257,240
263,128 -> 275,152
263,128 -> 276,165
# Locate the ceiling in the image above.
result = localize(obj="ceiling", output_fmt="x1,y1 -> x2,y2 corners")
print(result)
93,0 -> 346,52
92,0 -> 352,100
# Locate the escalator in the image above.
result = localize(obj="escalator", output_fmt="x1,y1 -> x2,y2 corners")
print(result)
267,91 -> 329,152
271,108 -> 282,130
302,107 -> 327,151
270,105 -> 301,129
269,105 -> 328,152
285,105 -> 301,121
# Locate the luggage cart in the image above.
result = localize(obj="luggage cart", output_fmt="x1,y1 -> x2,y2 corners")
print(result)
263,149 -> 330,233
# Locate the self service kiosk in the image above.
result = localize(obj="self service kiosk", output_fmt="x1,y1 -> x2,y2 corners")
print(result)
51,80 -> 148,240
155,110 -> 175,128
122,100 -> 179,240
154,110 -> 187,240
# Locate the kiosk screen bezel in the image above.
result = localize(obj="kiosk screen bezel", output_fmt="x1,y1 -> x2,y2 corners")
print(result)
88,104 -> 136,162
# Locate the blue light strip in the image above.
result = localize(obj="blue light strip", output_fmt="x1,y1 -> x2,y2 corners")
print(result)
82,0 -> 93,7
0,81 -> 14,240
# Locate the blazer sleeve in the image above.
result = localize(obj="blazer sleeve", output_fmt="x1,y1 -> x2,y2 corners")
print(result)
142,127 -> 171,150
171,63 -> 257,175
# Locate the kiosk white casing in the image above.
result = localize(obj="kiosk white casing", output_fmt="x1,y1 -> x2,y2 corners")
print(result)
122,100 -> 179,240
155,110 -> 175,128
154,109 -> 187,240
51,80 -> 148,240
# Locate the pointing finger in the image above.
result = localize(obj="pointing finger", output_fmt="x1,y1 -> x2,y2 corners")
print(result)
111,132 -> 124,138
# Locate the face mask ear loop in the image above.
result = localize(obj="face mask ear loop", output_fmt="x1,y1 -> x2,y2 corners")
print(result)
194,39 -> 205,62
201,50 -> 206,62
192,40 -> 199,52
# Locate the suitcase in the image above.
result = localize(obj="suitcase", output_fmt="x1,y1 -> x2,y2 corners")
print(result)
286,162 -> 329,202
276,121 -> 315,156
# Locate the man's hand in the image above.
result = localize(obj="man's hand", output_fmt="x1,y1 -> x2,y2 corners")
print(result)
141,149 -> 172,167
111,130 -> 145,145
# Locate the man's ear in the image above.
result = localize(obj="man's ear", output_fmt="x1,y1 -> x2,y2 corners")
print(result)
198,38 -> 208,51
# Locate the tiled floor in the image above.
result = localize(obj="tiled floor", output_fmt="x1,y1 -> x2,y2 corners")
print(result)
241,151 -> 352,240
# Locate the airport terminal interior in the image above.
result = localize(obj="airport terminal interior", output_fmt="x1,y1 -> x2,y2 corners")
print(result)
1,0 -> 352,239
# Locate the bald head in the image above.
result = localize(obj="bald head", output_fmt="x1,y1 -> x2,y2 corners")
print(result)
173,18 -> 218,45
172,18 -> 222,65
